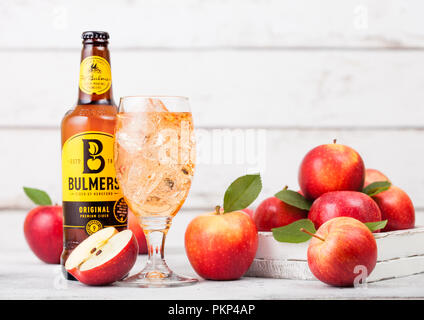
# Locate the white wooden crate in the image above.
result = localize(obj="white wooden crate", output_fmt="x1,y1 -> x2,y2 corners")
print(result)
246,227 -> 424,282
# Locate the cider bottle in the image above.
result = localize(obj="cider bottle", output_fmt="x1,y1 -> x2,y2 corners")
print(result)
61,31 -> 128,279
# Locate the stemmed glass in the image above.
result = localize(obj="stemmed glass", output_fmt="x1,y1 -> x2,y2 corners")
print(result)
114,96 -> 197,287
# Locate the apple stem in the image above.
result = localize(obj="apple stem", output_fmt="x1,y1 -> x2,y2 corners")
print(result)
283,185 -> 288,191
300,228 -> 325,241
215,205 -> 222,215
333,138 -> 337,144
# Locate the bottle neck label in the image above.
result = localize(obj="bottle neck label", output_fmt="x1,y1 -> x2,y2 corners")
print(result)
79,56 -> 112,95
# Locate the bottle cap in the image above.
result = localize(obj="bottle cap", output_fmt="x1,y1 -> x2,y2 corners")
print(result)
82,31 -> 109,40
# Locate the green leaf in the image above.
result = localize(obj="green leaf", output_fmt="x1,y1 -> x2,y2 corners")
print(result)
274,189 -> 312,211
363,181 -> 391,197
223,174 -> 262,213
272,219 -> 317,243
23,187 -> 52,206
365,220 -> 388,232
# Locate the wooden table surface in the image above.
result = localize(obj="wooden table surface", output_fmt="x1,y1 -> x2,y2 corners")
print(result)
2,210 -> 424,300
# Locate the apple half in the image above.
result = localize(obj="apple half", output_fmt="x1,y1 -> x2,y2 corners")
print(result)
65,227 -> 138,286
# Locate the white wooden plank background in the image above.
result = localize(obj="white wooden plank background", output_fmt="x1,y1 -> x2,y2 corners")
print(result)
1,0 -> 423,220
1,0 -> 424,49
2,50 -> 424,129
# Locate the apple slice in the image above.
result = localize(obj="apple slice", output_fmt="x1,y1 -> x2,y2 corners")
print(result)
65,227 -> 118,270
65,227 -> 138,286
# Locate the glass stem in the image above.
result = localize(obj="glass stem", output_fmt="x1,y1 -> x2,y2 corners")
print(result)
140,216 -> 172,278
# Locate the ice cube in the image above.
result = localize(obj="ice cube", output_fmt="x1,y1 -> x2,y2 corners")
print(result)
123,161 -> 164,204
145,98 -> 169,112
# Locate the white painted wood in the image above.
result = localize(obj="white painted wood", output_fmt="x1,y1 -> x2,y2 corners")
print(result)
2,51 -> 424,128
255,227 -> 424,262
374,227 -> 424,261
246,258 -> 313,280
371,256 -> 424,282
246,256 -> 424,283
3,210 -> 424,299
255,234 -> 309,261
1,0 -> 424,49
3,128 -> 424,210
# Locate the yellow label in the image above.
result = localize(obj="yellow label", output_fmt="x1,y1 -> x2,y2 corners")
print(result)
62,131 -> 128,234
62,131 -> 121,202
79,56 -> 112,95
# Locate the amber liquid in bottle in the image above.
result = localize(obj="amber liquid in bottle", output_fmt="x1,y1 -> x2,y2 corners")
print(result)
61,32 -> 127,279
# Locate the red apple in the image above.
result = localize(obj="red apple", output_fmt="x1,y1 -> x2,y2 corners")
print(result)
298,142 -> 365,200
128,210 -> 148,254
308,191 -> 382,230
253,196 -> 308,231
65,227 -> 138,286
364,168 -> 390,188
241,208 -> 254,220
306,217 -> 377,287
185,210 -> 258,280
219,207 -> 254,221
372,186 -> 415,231
24,205 -> 63,264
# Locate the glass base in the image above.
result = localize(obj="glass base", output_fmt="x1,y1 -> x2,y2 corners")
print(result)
114,216 -> 198,288
115,271 -> 198,288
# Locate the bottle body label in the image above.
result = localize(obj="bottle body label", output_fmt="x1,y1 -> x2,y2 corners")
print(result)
79,56 -> 112,95
62,131 -> 127,235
